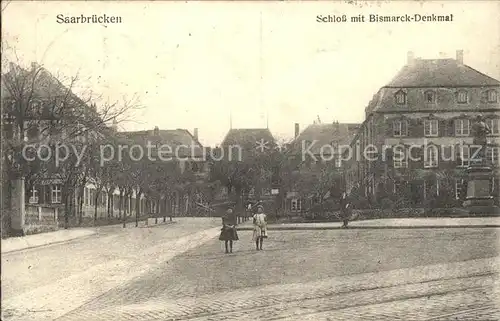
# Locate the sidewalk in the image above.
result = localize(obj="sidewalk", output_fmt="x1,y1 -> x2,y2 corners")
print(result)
237,217 -> 500,231
2,229 -> 96,254
1,218 -> 175,254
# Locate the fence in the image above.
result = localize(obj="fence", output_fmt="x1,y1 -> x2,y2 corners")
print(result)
25,205 -> 59,225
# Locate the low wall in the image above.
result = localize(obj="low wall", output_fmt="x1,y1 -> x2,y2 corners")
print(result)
290,207 -> 472,223
25,205 -> 59,235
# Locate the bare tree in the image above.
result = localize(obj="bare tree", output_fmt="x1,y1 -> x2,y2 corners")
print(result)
1,47 -> 142,232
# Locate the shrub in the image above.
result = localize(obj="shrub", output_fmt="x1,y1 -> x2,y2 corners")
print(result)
352,196 -> 371,209
379,198 -> 395,210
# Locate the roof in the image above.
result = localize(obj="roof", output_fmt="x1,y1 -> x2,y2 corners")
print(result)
364,59 -> 500,115
385,58 -> 500,88
118,128 -> 204,158
290,123 -> 360,155
2,62 -> 76,100
2,62 -> 96,121
221,128 -> 276,149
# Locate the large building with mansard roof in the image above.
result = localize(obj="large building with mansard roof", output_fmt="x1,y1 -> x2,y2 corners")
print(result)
343,50 -> 500,208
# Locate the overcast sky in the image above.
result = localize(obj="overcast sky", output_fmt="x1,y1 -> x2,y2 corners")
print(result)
3,1 -> 500,146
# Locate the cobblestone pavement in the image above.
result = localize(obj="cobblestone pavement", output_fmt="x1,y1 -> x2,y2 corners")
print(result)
1,218 -> 223,321
56,228 -> 500,321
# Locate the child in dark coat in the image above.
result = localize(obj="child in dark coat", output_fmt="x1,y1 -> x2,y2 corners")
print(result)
219,208 -> 239,253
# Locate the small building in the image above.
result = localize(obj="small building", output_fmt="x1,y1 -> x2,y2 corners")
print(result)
284,121 -> 359,213
216,127 -> 277,203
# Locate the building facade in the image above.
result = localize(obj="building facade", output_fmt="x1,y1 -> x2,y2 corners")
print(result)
344,50 -> 500,207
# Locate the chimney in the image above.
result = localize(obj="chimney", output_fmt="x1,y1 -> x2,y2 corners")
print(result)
193,128 -> 198,140
294,123 -> 299,138
112,118 -> 118,131
31,62 -> 38,70
153,126 -> 159,136
407,51 -> 415,65
456,50 -> 464,64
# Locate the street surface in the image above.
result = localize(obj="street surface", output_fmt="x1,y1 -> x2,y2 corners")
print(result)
2,219 -> 499,321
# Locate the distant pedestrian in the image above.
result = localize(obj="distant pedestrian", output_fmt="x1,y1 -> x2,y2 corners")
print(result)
339,192 -> 351,228
253,205 -> 268,250
219,208 -> 239,253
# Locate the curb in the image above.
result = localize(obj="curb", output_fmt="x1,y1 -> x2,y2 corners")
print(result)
138,221 -> 177,228
3,221 -> 181,254
237,225 -> 500,231
2,231 -> 97,255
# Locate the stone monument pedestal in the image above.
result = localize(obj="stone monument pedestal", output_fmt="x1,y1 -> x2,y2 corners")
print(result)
463,164 -> 500,215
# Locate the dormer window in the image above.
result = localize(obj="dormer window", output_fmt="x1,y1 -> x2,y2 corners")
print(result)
487,89 -> 498,103
424,90 -> 436,104
395,90 -> 407,105
456,90 -> 468,104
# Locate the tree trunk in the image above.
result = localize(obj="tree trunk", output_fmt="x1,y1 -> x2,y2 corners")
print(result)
76,194 -> 82,225
78,187 -> 84,226
124,192 -> 129,217
122,192 -> 127,228
154,199 -> 158,224
130,193 -> 133,216
135,190 -> 142,227
64,193 -> 69,229
236,186 -> 243,222
93,188 -> 101,225
118,190 -> 123,218
107,191 -> 112,218
110,193 -> 114,218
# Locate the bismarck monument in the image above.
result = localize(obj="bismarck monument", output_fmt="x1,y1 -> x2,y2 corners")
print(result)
463,115 -> 500,215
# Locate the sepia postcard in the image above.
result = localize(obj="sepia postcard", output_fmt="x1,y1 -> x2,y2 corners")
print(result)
1,1 -> 500,320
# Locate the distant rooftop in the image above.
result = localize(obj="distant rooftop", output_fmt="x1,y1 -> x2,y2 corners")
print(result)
291,122 -> 360,155
385,52 -> 500,88
119,128 -> 204,157
221,128 -> 276,149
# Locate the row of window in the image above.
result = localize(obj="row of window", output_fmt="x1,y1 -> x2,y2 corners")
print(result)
395,89 -> 498,105
29,185 -> 61,204
28,185 -> 150,209
393,118 -> 500,137
392,146 -> 499,168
